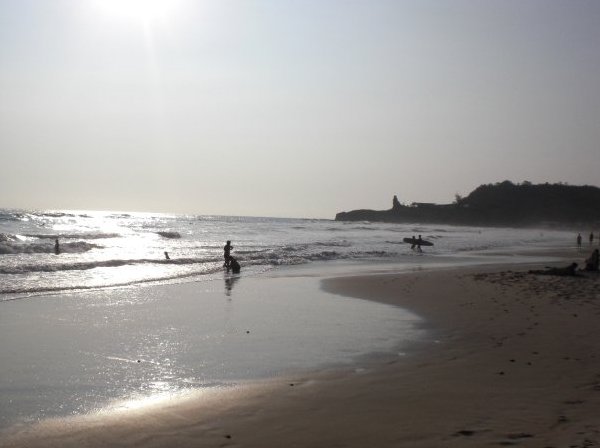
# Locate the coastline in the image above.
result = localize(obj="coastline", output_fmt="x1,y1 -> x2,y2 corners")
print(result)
3,248 -> 600,447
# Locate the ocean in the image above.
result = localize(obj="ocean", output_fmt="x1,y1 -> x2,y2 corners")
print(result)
0,209 -> 576,431
0,209 -> 574,300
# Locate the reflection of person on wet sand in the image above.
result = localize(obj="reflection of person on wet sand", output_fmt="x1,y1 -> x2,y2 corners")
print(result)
224,272 -> 240,296
529,263 -> 578,276
54,239 -> 60,255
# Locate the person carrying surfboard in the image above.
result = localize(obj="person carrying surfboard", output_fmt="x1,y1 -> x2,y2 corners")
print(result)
403,236 -> 433,249
416,235 -> 424,252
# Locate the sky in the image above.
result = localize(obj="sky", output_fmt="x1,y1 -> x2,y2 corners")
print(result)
1,0 -> 599,218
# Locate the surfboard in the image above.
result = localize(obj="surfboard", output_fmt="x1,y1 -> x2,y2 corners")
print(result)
402,237 -> 433,247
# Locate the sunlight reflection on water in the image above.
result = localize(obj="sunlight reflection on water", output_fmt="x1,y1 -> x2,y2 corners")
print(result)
0,273 -> 423,430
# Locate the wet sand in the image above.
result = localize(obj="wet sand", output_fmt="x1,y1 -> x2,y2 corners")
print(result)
3,251 -> 600,447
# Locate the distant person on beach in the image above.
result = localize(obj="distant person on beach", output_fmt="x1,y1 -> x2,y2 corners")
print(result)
417,235 -> 423,251
577,233 -> 582,248
585,249 -> 599,272
590,232 -> 595,246
529,263 -> 578,277
229,256 -> 241,274
54,238 -> 60,255
164,251 -> 170,260
410,235 -> 416,250
224,240 -> 233,268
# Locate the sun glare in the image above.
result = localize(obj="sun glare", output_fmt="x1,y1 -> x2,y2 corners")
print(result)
93,0 -> 181,25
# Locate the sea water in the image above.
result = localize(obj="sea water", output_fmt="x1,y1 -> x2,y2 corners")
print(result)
0,209 -> 575,431
0,209 -> 574,298
0,276 -> 425,431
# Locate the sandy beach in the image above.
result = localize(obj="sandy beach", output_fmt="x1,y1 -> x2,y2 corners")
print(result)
3,249 -> 600,447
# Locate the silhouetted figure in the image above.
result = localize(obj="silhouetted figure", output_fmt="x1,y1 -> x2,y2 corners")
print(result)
590,232 -> 595,246
223,240 -> 233,268
585,249 -> 599,272
392,195 -> 401,211
164,251 -> 170,260
54,239 -> 60,255
228,256 -> 241,274
529,263 -> 578,276
410,235 -> 416,250
577,233 -> 582,248
417,235 -> 423,252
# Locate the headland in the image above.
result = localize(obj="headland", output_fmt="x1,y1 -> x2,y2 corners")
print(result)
336,181 -> 600,227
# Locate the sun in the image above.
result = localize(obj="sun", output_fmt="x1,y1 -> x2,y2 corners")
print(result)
93,0 -> 181,25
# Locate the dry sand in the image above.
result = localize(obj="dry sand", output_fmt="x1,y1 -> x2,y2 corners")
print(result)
3,253 -> 600,447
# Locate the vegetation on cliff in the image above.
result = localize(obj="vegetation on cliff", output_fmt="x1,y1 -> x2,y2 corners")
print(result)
335,181 -> 600,227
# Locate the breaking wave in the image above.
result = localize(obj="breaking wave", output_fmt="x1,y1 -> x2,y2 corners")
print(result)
156,231 -> 181,239
24,232 -> 120,240
0,233 -> 20,243
0,241 -> 100,255
0,257 -> 206,275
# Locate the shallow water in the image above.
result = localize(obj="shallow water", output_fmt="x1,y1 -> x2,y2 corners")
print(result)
0,272 -> 422,430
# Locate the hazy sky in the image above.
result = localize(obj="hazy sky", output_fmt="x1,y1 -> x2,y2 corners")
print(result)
1,0 -> 599,218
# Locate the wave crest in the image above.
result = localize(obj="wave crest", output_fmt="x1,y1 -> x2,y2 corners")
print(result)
157,231 -> 181,239
25,232 -> 120,240
0,257 -> 207,274
0,241 -> 100,255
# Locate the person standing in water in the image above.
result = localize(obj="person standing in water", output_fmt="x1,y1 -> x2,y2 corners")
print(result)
590,232 -> 595,246
54,238 -> 60,255
577,233 -> 582,248
223,240 -> 233,268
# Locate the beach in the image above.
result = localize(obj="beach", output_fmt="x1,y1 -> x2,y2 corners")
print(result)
3,0 -> 600,444
2,247 -> 600,447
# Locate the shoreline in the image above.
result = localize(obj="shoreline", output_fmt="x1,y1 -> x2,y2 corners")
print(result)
3,249 -> 600,447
